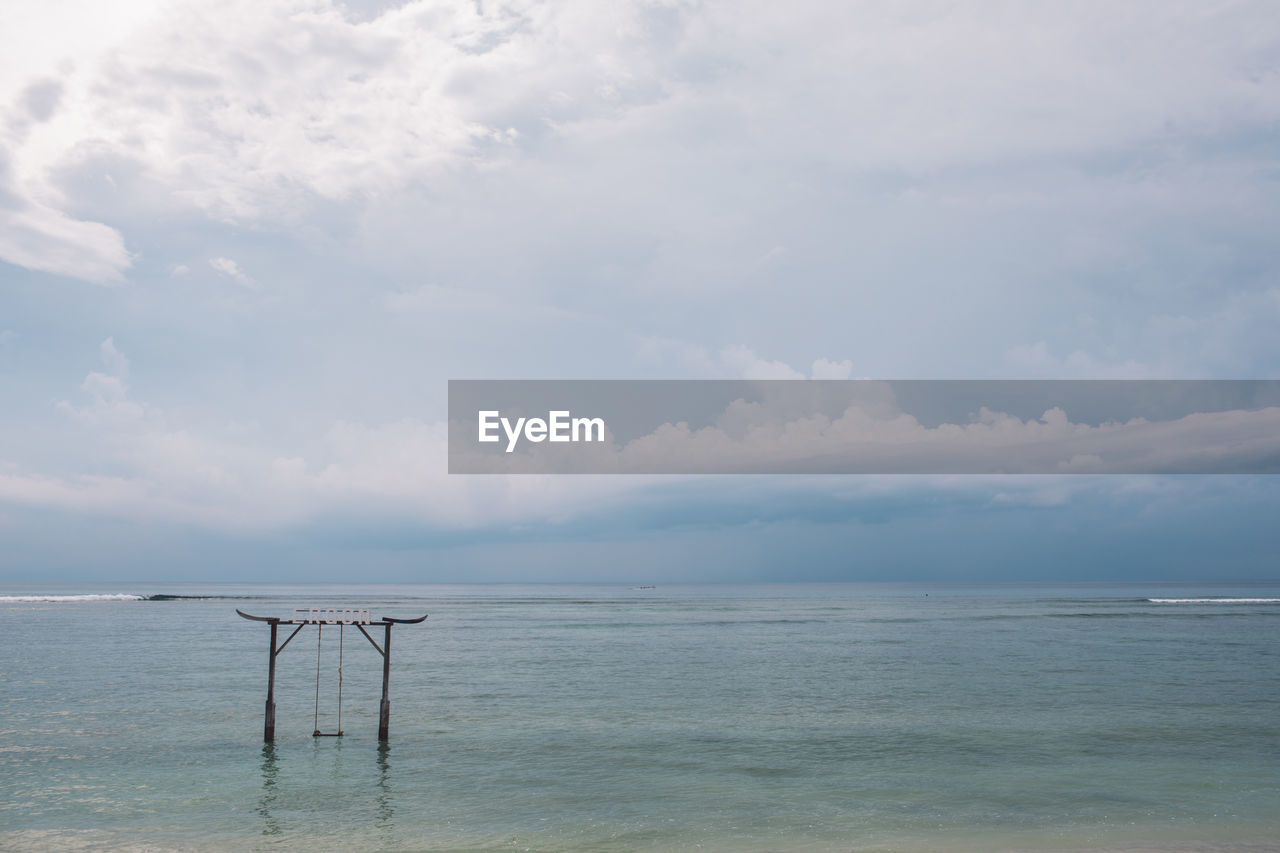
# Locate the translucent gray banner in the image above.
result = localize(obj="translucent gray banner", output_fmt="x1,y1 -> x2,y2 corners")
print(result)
447,380 -> 1280,474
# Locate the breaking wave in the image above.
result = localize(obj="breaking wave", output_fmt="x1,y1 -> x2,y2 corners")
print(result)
1148,597 -> 1280,604
1,593 -> 269,603
0,594 -> 145,603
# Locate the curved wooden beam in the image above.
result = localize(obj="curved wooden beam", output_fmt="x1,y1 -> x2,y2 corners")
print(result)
380,613 -> 428,624
236,608 -> 278,622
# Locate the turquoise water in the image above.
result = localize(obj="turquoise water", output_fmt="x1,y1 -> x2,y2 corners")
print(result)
1,582 -> 1278,851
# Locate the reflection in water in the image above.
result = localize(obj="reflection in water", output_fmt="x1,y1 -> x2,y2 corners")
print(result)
375,742 -> 394,828
257,744 -> 282,836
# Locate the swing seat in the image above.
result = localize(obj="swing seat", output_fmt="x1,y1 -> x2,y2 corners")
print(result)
313,730 -> 345,737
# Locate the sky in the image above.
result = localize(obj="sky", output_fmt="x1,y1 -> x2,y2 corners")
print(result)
1,0 -> 1278,582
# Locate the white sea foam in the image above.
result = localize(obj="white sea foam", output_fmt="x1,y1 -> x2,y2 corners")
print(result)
1148,597 -> 1280,604
0,594 -> 144,603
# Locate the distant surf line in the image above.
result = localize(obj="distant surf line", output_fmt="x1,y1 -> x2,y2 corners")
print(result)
0,593 -> 265,603
1148,597 -> 1280,604
0,594 -> 144,603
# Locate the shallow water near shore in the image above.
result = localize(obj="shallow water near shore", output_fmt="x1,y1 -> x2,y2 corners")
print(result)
2,581 -> 1278,851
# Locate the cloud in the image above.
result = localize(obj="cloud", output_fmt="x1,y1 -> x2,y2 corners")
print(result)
634,338 -> 858,380
6,338 -> 1280,587
3,0 -> 511,228
0,340 -> 1178,540
3,1 -> 1276,285
55,337 -> 146,427
717,345 -> 806,380
9,340 -> 646,532
1004,284 -> 1280,379
208,256 -> 252,285
0,200 -> 132,284
384,283 -> 589,327
1004,342 -> 1153,379
811,358 -> 854,380
0,470 -> 152,515
99,336 -> 129,377
0,65 -> 133,283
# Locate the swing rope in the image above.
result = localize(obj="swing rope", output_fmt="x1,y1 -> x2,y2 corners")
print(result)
313,623 -> 323,734
337,624 -> 344,735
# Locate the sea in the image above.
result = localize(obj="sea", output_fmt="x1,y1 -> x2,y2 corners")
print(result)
1,582 -> 1278,852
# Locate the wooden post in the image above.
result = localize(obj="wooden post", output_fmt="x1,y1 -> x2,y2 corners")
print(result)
265,621 -> 278,743
378,622 -> 392,741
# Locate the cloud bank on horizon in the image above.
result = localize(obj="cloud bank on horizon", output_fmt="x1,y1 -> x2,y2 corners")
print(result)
1,1 -> 1278,580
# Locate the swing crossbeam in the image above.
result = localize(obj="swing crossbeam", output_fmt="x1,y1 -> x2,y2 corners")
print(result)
237,609 -> 427,743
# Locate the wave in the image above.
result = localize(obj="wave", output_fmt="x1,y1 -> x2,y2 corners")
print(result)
1,593 -> 303,605
1148,597 -> 1280,604
141,594 -> 259,600
0,594 -> 144,603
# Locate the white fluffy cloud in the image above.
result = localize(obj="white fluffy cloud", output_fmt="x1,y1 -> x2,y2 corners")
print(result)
635,338 -> 859,380
2,339 -> 1163,533
811,358 -> 854,380
208,257 -> 252,285
56,337 -> 146,427
0,202 -> 132,285
0,339 -> 643,531
453,394 -> 1280,475
2,0 -> 1277,286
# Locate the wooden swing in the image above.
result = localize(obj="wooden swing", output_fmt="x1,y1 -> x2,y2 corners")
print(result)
312,622 -> 344,737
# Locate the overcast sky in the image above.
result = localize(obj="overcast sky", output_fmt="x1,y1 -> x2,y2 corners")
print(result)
2,0 -> 1278,582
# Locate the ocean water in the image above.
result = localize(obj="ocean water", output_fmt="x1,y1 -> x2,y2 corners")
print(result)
1,582 -> 1278,852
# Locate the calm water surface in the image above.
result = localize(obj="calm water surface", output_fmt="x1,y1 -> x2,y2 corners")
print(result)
1,582 -> 1278,851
